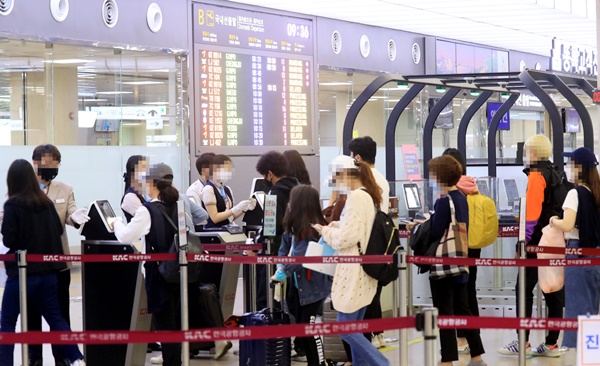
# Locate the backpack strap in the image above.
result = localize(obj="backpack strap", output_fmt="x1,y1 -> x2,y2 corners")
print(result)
156,202 -> 178,231
447,194 -> 457,226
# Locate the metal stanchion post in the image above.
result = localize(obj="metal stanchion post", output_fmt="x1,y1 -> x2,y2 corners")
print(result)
177,200 -> 190,366
417,307 -> 438,366
517,197 -> 527,366
517,241 -> 527,366
265,239 -> 274,311
249,231 -> 257,313
398,250 -> 408,366
17,250 -> 28,366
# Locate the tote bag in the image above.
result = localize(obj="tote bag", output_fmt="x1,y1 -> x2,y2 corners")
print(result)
538,225 -> 566,293
430,195 -> 469,280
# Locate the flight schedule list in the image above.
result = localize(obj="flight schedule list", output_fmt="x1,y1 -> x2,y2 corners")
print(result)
199,49 -> 311,147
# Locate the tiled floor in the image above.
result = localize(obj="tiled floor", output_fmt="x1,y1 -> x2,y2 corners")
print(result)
4,266 -> 580,366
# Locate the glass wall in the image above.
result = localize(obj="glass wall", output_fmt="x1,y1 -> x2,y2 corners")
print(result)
0,40 -> 188,251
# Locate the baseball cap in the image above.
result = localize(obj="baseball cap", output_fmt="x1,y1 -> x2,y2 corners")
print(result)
148,163 -> 174,182
326,155 -> 358,186
564,147 -> 598,169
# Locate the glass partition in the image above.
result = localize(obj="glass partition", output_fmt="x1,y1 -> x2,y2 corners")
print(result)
0,41 -> 188,252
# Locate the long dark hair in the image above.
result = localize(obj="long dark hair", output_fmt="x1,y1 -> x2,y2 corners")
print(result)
350,161 -> 382,208
283,150 -> 311,185
580,165 -> 600,209
442,148 -> 466,175
124,155 -> 146,193
156,181 -> 179,215
283,185 -> 327,240
7,159 -> 53,208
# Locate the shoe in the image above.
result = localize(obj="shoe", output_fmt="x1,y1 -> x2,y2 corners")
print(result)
458,344 -> 470,354
291,351 -> 307,362
214,340 -> 232,360
497,340 -> 532,356
466,360 -> 487,366
377,333 -> 387,348
371,334 -> 381,349
532,342 -> 561,357
149,342 -> 162,351
150,355 -> 163,364
70,360 -> 86,366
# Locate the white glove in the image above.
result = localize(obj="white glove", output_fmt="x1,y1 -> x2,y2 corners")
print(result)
247,198 -> 257,211
71,208 -> 90,225
231,200 -> 251,215
107,216 -> 123,230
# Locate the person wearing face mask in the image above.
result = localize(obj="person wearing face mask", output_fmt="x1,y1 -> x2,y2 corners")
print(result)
26,144 -> 89,366
498,134 -> 566,357
201,154 -> 253,228
255,151 -> 299,310
549,147 -> 600,349
187,153 -> 216,206
122,155 -> 150,223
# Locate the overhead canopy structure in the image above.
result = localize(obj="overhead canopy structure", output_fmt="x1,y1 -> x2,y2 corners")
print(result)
342,69 -> 597,181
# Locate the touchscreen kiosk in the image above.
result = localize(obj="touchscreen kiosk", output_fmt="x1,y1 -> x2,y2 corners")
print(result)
402,183 -> 422,218
503,179 -> 520,210
476,180 -> 490,197
80,200 -> 117,241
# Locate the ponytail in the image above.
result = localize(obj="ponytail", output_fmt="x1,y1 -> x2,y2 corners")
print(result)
355,161 -> 382,208
156,181 -> 179,214
582,166 -> 600,210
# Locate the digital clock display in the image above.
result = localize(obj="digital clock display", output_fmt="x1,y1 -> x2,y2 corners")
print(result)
192,3 -> 315,150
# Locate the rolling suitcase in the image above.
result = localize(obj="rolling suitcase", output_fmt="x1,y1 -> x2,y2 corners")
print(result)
189,283 -> 226,353
239,307 -> 292,366
322,297 -> 348,363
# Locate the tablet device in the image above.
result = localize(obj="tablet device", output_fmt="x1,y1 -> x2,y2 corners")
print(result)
504,179 -> 520,206
476,180 -> 489,197
402,183 -> 422,211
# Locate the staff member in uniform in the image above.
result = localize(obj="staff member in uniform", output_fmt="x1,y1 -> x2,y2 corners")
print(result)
0,159 -> 85,366
187,153 -> 215,205
29,144 -> 89,366
122,155 -> 149,222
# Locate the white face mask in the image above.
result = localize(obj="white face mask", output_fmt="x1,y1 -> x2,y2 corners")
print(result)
214,171 -> 233,183
333,182 -> 352,194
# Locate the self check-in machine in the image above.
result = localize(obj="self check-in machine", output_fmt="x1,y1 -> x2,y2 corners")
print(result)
79,200 -> 150,366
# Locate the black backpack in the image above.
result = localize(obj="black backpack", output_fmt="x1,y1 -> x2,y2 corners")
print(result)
358,207 -> 402,287
542,166 -> 573,218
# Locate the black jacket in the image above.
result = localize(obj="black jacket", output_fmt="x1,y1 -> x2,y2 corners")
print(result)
1,198 -> 67,278
269,176 -> 299,237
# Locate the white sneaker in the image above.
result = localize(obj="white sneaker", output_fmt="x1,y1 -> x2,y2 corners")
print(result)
71,360 -> 86,366
150,355 -> 163,364
458,344 -> 470,354
377,333 -> 388,348
497,340 -> 532,356
371,334 -> 381,348
214,340 -> 233,360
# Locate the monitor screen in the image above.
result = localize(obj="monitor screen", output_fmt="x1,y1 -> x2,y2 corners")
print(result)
403,183 -> 422,210
476,180 -> 489,197
96,200 -> 116,223
250,178 -> 270,195
504,179 -> 520,203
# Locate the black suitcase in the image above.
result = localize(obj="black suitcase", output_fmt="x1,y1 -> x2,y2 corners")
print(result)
189,283 -> 226,353
238,308 -> 292,366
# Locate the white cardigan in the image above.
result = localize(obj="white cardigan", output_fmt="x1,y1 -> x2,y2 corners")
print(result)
322,188 -> 378,314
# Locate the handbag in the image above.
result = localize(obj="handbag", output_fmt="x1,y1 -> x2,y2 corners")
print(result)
156,203 -> 202,283
430,195 -> 469,280
537,225 -> 566,293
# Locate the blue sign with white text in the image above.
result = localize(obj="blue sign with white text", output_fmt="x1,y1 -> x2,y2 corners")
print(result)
487,102 -> 510,131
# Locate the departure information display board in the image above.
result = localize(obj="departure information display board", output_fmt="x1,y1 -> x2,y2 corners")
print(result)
193,3 -> 315,150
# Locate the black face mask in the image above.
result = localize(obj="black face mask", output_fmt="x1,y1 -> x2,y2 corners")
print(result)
38,168 -> 59,181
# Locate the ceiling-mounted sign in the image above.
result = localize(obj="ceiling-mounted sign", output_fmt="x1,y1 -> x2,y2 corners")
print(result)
487,102 -> 510,130
90,106 -> 166,120
550,39 -> 597,76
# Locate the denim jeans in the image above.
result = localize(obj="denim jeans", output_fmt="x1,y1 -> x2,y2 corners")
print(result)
563,239 -> 600,348
337,306 -> 390,366
0,274 -> 83,365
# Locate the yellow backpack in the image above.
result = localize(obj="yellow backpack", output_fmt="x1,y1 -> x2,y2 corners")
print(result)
467,193 -> 498,249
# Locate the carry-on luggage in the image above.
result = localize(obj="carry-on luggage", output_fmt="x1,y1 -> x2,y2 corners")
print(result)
239,307 -> 291,366
322,297 -> 348,363
190,283 -> 226,354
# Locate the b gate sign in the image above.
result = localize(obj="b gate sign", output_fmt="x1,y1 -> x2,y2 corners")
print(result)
578,315 -> 600,365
